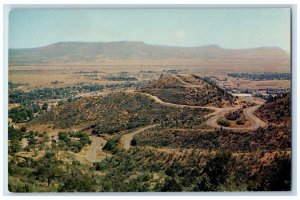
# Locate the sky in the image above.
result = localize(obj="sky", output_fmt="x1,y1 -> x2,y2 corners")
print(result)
9,8 -> 291,53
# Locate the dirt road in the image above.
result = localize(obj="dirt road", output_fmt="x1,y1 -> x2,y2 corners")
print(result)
205,105 -> 267,131
129,90 -> 266,131
242,105 -> 267,130
170,74 -> 267,130
85,136 -> 108,162
205,107 -> 240,128
129,90 -> 218,111
126,73 -> 267,132
68,74 -> 268,161
118,124 -> 158,150
171,74 -> 204,88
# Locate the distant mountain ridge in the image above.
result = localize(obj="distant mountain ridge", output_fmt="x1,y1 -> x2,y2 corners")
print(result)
9,41 -> 290,70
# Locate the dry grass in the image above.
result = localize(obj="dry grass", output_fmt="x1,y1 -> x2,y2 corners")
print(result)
9,73 -> 131,90
9,63 -> 290,91
217,75 -> 290,90
15,150 -> 45,160
26,123 -> 82,137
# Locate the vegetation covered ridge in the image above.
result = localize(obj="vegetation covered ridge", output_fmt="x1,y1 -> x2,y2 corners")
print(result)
140,74 -> 237,107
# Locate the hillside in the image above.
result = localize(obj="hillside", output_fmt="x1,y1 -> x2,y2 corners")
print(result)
10,82 -> 291,192
140,74 -> 236,107
9,42 -> 290,71
135,125 -> 290,152
30,92 -> 210,134
255,93 -> 291,124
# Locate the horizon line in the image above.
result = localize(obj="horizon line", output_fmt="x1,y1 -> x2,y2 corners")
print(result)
8,40 -> 289,53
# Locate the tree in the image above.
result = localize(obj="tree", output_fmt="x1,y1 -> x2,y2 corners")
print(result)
59,161 -> 97,192
8,126 -> 23,153
21,127 -> 27,133
42,103 -> 48,111
195,175 -> 212,191
103,139 -> 117,151
130,138 -> 137,146
9,107 -> 33,123
202,150 -> 234,191
267,94 -> 274,103
28,132 -> 37,145
58,100 -> 64,106
161,177 -> 182,192
31,104 -> 40,113
256,157 -> 291,191
165,166 -> 175,177
217,119 -> 230,127
42,134 -> 50,143
58,132 -> 69,141
10,138 -> 21,153
8,183 -> 32,192
33,151 -> 64,186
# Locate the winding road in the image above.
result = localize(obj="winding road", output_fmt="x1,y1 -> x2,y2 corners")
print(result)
118,90 -> 267,150
170,74 -> 267,131
118,124 -> 158,150
128,74 -> 267,132
170,74 -> 204,88
85,136 -> 107,162
113,74 -> 267,151
128,89 -> 266,130
205,105 -> 267,131
128,89 -> 218,110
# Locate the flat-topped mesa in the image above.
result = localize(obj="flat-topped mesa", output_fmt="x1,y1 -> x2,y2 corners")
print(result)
9,42 -> 290,71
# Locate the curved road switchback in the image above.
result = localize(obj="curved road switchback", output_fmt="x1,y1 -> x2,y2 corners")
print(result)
85,136 -> 107,162
118,124 -> 158,150
205,105 -> 267,131
128,74 -> 267,132
170,74 -> 267,131
97,74 -> 268,152
128,89 -> 266,132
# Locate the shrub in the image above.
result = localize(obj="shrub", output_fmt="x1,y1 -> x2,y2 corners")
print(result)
217,119 -> 230,127
103,139 -> 118,152
203,150 -> 235,191
226,112 -> 240,121
256,157 -> 291,191
58,132 -> 69,142
130,138 -> 137,146
236,119 -> 245,125
21,127 -> 27,132
94,161 -> 109,171
161,177 -> 182,192
9,107 -> 33,123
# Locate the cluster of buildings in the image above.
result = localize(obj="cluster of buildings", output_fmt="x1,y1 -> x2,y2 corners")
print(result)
225,87 -> 290,100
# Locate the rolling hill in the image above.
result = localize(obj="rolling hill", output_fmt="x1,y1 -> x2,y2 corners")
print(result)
9,41 -> 290,72
30,92 -> 210,133
140,74 -> 237,107
255,93 -> 291,124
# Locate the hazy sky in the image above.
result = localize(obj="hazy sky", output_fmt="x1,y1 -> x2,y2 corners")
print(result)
9,8 -> 291,53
